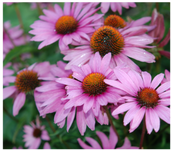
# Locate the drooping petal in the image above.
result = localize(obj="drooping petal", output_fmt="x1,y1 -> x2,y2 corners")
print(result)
3,86 -> 17,100
145,108 -> 153,134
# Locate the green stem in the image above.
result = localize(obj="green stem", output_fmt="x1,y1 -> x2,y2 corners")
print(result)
156,3 -> 159,12
139,118 -> 146,149
45,116 -> 71,149
14,3 -> 27,44
103,106 -> 120,141
3,106 -> 19,123
36,3 -> 43,15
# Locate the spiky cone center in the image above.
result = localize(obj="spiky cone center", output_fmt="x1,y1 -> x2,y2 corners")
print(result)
137,88 -> 159,108
55,15 -> 78,34
90,26 -> 124,57
104,15 -> 126,28
82,72 -> 107,96
15,70 -> 40,93
33,128 -> 42,138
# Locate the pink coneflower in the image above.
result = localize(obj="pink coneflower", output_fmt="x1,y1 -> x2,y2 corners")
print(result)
29,2 -> 103,51
23,116 -> 50,149
78,126 -> 138,149
55,52 -> 126,135
3,62 -> 53,116
34,60 -> 110,135
63,24 -> 155,71
100,2 -> 136,15
104,68 -> 170,134
3,21 -> 28,59
148,8 -> 170,59
34,61 -> 70,117
3,63 -> 15,86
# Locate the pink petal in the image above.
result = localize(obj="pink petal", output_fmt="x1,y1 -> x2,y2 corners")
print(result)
117,137 -> 131,149
145,108 -> 153,134
64,2 -> 71,15
41,130 -> 50,141
96,131 -> 111,149
13,92 -> 26,116
43,142 -> 51,149
159,29 -> 170,47
54,4 -> 63,16
112,102 -> 136,116
84,109 -> 95,130
150,73 -> 164,89
129,107 -> 146,133
67,107 -> 76,131
56,78 -> 81,87
141,71 -> 152,87
29,138 -> 41,149
76,106 -> 86,135
149,108 -> 160,132
158,99 -> 170,106
74,3 -> 83,19
101,2 -> 110,13
109,126 -> 118,149
85,137 -> 101,149
77,138 -> 92,149
159,91 -> 170,98
3,86 -> 17,100
156,81 -> 170,94
83,97 -> 94,113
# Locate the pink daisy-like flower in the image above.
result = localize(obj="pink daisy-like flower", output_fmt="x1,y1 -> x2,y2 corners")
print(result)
55,52 -> 126,135
104,68 -> 170,134
3,62 -> 54,116
34,61 -> 71,117
147,8 -> 170,59
3,63 -> 15,86
78,126 -> 138,149
23,116 -> 50,149
29,2 -> 103,51
100,2 -> 136,15
34,60 -> 109,135
3,21 -> 29,59
63,24 -> 155,71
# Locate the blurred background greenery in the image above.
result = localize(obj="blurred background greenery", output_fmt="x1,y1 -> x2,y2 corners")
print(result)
3,2 -> 170,149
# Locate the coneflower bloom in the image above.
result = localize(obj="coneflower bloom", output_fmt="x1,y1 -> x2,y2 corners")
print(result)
34,61 -> 71,117
63,24 -> 155,71
100,2 -> 136,15
3,21 -> 29,59
3,62 -> 53,116
104,68 -> 170,134
23,116 -> 50,149
56,52 -> 126,135
148,8 -> 170,59
78,126 -> 138,149
29,2 -> 103,51
3,63 -> 15,86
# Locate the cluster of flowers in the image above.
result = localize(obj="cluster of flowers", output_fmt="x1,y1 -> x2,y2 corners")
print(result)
3,2 -> 170,149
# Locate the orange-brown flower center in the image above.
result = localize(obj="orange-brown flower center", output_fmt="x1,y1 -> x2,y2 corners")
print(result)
15,70 -> 40,93
104,15 -> 126,28
90,26 -> 124,57
33,128 -> 42,138
137,88 -> 159,108
55,16 -> 78,34
82,73 -> 107,96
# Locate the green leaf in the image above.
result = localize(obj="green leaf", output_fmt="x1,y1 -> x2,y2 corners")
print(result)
3,45 -> 37,66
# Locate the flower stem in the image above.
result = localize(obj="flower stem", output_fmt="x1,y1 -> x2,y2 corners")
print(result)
36,3 -> 43,15
103,106 -> 120,141
139,118 -> 146,149
3,106 -> 19,123
45,116 -> 71,149
14,3 -> 27,44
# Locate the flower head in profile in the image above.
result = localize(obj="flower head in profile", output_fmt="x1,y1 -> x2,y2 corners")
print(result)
63,23 -> 155,71
148,8 -> 170,59
23,116 -> 50,149
105,68 -> 170,134
78,126 -> 138,149
3,21 -> 29,59
3,62 -> 53,116
100,2 -> 136,15
55,52 -> 126,135
29,2 -> 103,51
